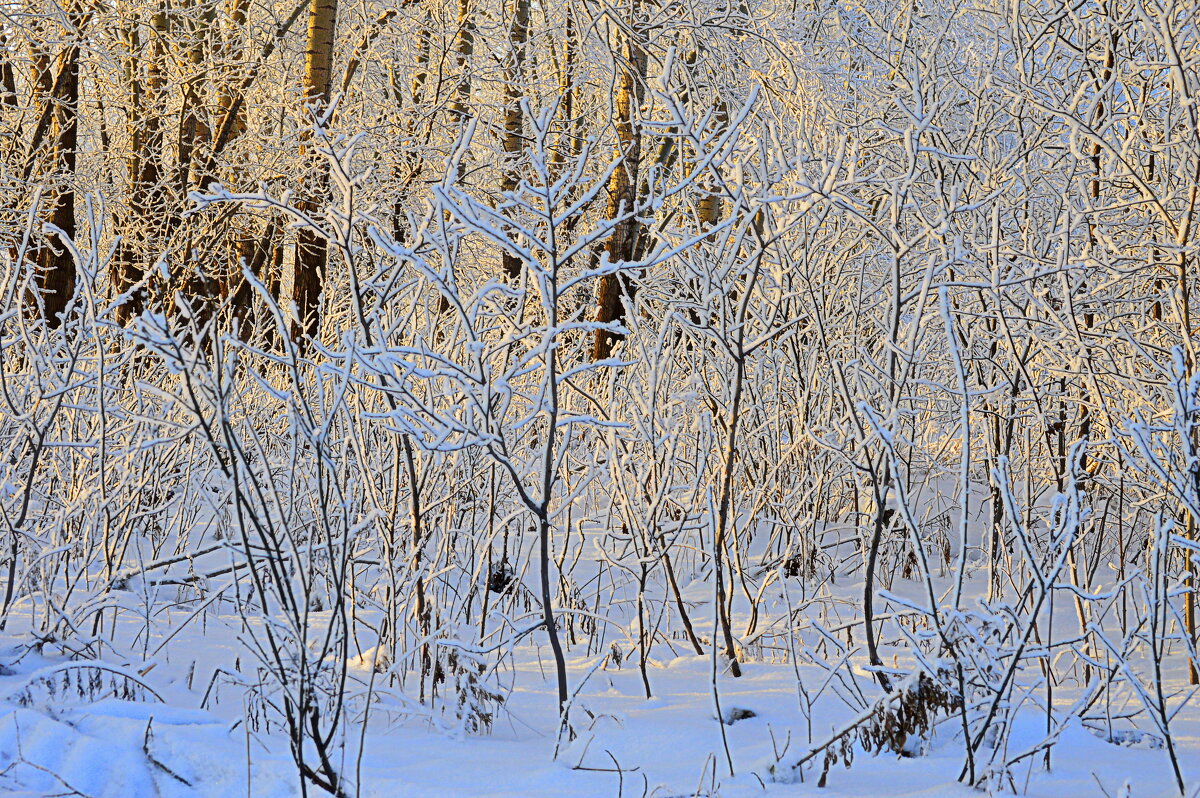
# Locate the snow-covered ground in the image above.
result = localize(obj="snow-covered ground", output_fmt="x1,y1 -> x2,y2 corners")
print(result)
2,599 -> 1195,797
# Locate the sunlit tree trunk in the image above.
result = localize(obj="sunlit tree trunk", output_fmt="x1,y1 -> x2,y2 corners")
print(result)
552,3 -> 580,171
218,0 -> 250,142
0,30 -> 16,109
178,5 -> 214,194
499,0 -> 530,280
173,0 -> 223,325
291,0 -> 339,342
219,0 -> 274,333
592,0 -> 646,360
450,0 -> 475,122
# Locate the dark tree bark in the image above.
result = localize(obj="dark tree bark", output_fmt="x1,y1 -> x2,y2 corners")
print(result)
114,8 -> 167,324
29,6 -> 85,326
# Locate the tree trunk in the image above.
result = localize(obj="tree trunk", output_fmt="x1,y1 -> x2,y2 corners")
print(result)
291,0 -> 338,343
30,6 -> 85,326
219,0 -> 275,334
390,9 -> 432,244
499,0 -> 530,280
592,0 -> 646,360
0,30 -> 17,109
174,0 -> 222,327
115,8 -> 167,324
450,0 -> 475,122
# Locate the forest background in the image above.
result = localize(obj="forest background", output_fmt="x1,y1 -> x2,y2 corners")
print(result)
1,0 -> 1199,794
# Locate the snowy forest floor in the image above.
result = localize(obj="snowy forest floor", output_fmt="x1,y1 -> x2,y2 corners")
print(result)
1,602 -> 1195,797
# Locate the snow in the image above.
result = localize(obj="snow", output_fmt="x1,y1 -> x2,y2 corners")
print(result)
2,587 -> 1195,798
